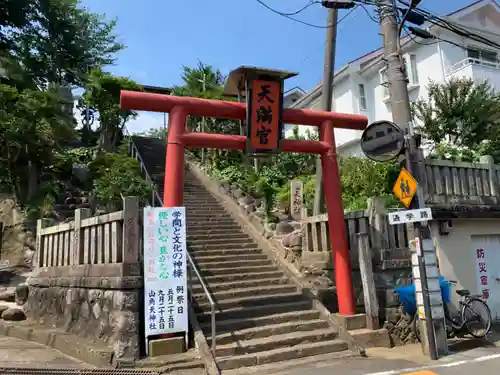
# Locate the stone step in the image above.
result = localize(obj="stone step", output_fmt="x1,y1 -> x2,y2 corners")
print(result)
186,204 -> 224,209
199,309 -> 321,334
134,351 -> 205,372
188,218 -> 236,225
196,300 -> 313,323
189,247 -> 262,257
188,237 -> 251,246
184,198 -> 220,207
194,292 -> 305,313
214,328 -> 340,357
192,253 -> 267,263
187,209 -> 227,216
184,197 -> 219,202
187,212 -> 229,219
184,192 -> 214,197
189,242 -> 257,251
185,203 -> 221,209
188,232 -> 250,242
199,264 -> 278,277
349,328 -> 391,348
207,319 -> 330,345
187,224 -> 242,232
184,196 -> 217,201
191,276 -> 287,294
221,350 -> 358,375
201,270 -> 284,284
193,284 -> 297,302
195,258 -> 272,270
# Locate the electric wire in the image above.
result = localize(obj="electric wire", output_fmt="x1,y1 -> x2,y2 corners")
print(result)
255,0 -> 358,28
254,0 -> 320,16
356,2 -> 379,23
396,0 -> 500,50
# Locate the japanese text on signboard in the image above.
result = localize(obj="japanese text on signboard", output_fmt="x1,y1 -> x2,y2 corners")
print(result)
249,80 -> 282,151
143,207 -> 188,337
476,248 -> 489,300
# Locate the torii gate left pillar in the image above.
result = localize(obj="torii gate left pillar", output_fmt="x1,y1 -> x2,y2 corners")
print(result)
121,67 -> 367,315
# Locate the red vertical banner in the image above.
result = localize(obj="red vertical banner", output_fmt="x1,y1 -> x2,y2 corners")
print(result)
247,79 -> 283,153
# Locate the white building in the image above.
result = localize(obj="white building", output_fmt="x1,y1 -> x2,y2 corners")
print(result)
289,0 -> 500,155
283,86 -> 306,108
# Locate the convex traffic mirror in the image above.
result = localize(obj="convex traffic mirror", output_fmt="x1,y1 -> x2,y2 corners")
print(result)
360,120 -> 405,162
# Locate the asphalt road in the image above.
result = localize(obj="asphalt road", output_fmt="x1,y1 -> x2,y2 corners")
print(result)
281,344 -> 500,375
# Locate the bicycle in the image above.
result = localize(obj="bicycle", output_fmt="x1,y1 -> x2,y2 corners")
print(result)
413,280 -> 492,342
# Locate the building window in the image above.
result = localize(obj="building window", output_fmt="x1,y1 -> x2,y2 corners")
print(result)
467,47 -> 498,63
358,84 -> 367,111
379,68 -> 389,98
403,54 -> 419,85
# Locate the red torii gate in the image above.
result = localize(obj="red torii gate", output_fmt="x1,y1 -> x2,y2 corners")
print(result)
120,75 -> 367,315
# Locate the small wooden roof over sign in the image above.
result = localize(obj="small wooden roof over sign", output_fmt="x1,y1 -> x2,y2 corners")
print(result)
223,66 -> 298,98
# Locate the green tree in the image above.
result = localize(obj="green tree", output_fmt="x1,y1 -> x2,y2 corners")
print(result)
171,61 -> 225,99
90,144 -> 153,210
4,0 -> 123,88
0,83 -> 75,205
135,127 -> 168,139
81,68 -> 141,152
413,77 -> 500,161
339,157 -> 399,211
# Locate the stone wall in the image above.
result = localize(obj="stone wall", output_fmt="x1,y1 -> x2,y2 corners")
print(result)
25,272 -> 142,361
25,197 -> 143,361
0,196 -> 36,267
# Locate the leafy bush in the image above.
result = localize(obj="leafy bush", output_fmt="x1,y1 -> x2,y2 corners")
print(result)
339,157 -> 400,211
91,144 -> 153,209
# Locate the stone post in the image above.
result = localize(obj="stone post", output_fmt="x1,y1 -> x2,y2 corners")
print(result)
357,232 -> 379,330
35,218 -> 51,271
73,208 -> 91,265
122,196 -> 140,266
480,155 -> 498,198
290,180 -> 303,221
367,197 -> 387,262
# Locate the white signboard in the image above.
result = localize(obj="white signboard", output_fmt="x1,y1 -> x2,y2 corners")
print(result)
290,180 -> 303,221
388,208 -> 433,225
143,207 -> 188,337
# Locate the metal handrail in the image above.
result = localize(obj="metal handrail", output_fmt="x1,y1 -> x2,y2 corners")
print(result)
123,127 -> 217,357
123,127 -> 163,207
186,251 -> 217,356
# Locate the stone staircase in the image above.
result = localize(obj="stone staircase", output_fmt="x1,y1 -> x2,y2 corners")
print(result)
183,173 -> 356,372
130,135 -> 166,200
129,136 -> 377,373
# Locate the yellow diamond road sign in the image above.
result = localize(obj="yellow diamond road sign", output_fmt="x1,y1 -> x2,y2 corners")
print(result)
393,168 -> 417,208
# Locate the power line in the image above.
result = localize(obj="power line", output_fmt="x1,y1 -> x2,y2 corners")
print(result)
255,0 -> 358,28
295,5 -> 361,68
357,2 -> 379,23
255,0 -> 320,16
396,0 -> 500,50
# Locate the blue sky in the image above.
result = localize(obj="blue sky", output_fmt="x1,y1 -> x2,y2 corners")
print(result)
79,0 -> 477,132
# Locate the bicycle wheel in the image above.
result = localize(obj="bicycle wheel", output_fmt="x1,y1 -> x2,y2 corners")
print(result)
412,312 -> 422,343
462,297 -> 492,338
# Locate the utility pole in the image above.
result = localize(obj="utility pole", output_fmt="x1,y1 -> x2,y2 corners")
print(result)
313,6 -> 338,215
378,0 -> 448,359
